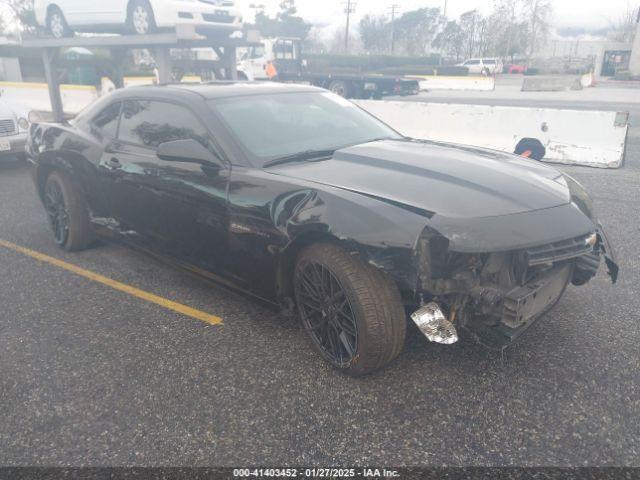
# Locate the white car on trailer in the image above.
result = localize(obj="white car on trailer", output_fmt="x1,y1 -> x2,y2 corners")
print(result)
34,0 -> 243,38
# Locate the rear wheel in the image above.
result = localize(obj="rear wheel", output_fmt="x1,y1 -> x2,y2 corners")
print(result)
294,243 -> 407,376
43,172 -> 94,251
47,6 -> 72,39
128,0 -> 156,35
328,80 -> 352,98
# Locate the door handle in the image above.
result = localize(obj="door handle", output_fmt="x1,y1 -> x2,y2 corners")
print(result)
107,157 -> 122,170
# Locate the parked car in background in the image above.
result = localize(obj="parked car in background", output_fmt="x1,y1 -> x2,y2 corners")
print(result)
458,58 -> 503,76
504,63 -> 528,74
0,99 -> 31,162
34,0 -> 243,38
27,83 -> 618,375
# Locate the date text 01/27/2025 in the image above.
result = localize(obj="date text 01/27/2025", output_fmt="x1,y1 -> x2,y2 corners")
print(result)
232,468 -> 401,478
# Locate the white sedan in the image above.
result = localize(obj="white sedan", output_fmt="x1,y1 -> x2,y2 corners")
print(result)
0,99 -> 31,162
34,0 -> 243,38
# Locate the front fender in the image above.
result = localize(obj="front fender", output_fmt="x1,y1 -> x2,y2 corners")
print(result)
275,187 -> 430,293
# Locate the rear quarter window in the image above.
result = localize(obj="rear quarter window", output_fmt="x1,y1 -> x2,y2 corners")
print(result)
91,102 -> 121,139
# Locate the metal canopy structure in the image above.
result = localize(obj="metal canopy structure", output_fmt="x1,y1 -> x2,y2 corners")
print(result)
0,27 -> 260,122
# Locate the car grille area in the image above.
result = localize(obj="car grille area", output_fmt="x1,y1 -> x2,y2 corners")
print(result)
199,0 -> 235,7
202,13 -> 235,23
0,119 -> 16,137
524,233 -> 595,266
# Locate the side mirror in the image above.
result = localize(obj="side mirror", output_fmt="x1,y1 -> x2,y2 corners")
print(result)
157,139 -> 223,168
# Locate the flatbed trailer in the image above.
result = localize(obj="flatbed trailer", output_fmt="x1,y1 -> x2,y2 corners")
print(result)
276,71 -> 420,99
237,37 -> 420,99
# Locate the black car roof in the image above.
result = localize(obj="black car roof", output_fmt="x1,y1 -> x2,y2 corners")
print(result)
123,81 -> 325,99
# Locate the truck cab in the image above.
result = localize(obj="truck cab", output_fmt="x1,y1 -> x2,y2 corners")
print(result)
237,37 -> 302,81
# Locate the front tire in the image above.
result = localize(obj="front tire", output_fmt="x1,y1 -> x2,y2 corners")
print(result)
43,172 -> 94,252
294,243 -> 407,376
128,0 -> 157,35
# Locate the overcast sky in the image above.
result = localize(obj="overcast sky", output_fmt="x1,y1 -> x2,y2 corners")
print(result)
243,0 -> 636,30
0,0 -> 634,35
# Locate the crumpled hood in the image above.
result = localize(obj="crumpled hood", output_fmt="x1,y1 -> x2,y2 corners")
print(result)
270,139 -> 571,219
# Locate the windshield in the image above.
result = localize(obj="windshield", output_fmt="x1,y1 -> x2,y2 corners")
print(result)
208,92 -> 401,166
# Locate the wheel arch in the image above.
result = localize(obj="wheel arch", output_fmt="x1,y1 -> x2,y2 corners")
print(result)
34,150 -> 101,215
35,153 -> 75,202
127,0 -> 156,23
275,229 -> 420,307
275,229 -> 344,303
270,187 -> 430,305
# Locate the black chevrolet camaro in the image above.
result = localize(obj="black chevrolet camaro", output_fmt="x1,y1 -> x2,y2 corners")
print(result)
27,82 -> 618,375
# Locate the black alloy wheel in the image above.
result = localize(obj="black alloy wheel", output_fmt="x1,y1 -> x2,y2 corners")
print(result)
44,176 -> 70,246
296,261 -> 358,367
43,172 -> 95,252
294,243 -> 407,376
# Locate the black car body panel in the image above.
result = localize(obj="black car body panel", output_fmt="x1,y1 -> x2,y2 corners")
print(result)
27,83 -> 619,349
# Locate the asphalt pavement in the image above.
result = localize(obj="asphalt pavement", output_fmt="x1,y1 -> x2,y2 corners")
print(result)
0,89 -> 639,467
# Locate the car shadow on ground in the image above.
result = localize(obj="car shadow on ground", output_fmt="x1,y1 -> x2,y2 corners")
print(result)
0,158 -> 28,172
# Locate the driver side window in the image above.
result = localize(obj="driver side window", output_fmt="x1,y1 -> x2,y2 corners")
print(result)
118,100 -> 212,151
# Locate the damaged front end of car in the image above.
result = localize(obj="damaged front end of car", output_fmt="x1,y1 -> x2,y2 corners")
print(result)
411,225 -> 618,349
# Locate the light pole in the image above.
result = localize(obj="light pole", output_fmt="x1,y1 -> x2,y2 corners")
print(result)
344,0 -> 356,52
388,4 -> 400,55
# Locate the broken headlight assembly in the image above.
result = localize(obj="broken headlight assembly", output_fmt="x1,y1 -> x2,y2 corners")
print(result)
555,174 -> 597,220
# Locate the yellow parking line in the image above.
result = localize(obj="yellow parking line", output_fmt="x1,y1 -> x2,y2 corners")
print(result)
0,239 -> 223,326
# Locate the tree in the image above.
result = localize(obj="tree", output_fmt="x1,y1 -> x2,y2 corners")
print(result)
326,27 -> 360,54
459,10 -> 483,58
433,20 -> 465,61
5,0 -> 37,34
394,8 -> 443,56
522,0 -> 552,60
607,3 -> 639,43
254,0 -> 311,40
359,14 -> 389,55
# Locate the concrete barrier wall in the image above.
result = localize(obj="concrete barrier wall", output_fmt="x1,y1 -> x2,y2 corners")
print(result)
1,76 -> 203,113
522,76 -> 583,92
0,81 -> 99,114
355,100 -> 629,169
408,75 -> 495,91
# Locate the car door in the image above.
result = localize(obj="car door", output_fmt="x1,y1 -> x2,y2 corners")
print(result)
61,0 -> 126,25
464,59 -> 481,74
247,44 -> 268,80
483,59 -> 497,74
99,98 -> 231,274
